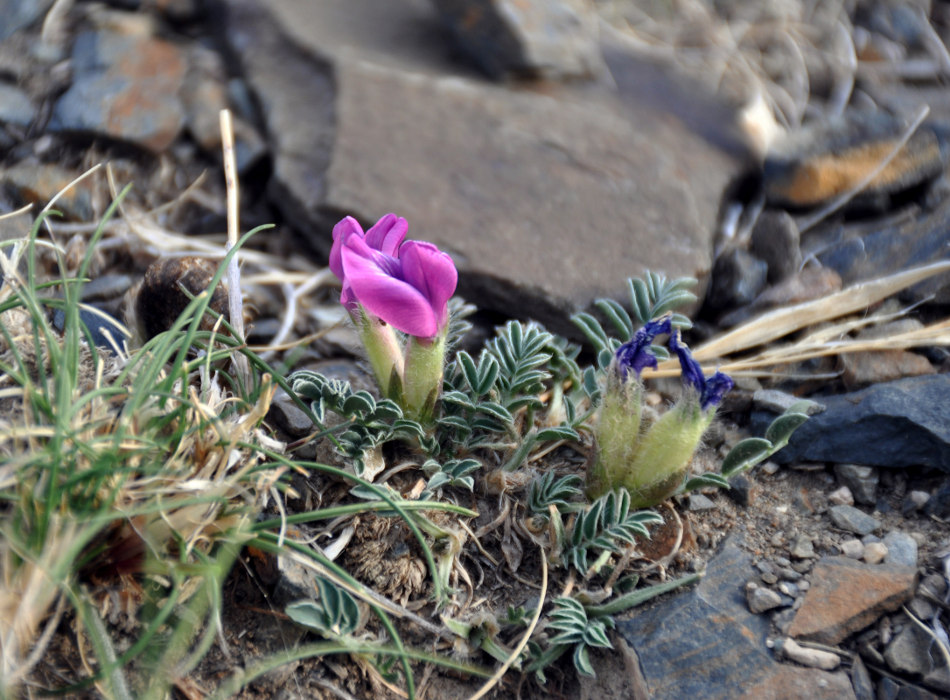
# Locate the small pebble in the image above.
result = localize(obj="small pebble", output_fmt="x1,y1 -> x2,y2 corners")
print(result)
829,504 -> 881,535
777,567 -> 802,582
791,560 -> 813,574
798,580 -> 810,592
905,490 -> 930,511
863,542 -> 888,564
770,532 -> 785,547
778,581 -> 799,597
776,638 -> 840,670
828,485 -> 854,506
761,461 -> 781,475
688,493 -> 716,511
883,531 -> 918,568
746,583 -> 785,614
839,538 -> 865,559
790,535 -> 815,560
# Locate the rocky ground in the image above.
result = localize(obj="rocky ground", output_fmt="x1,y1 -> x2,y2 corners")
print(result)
2,0 -> 950,698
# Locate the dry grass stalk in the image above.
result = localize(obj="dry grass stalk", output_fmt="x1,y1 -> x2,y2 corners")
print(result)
646,260 -> 950,379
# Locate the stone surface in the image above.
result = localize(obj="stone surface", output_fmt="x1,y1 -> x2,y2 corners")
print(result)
884,623 -> 937,676
0,82 -> 34,127
838,349 -> 935,389
835,464 -> 879,505
883,531 -> 918,568
221,0 -> 741,337
618,537 -> 855,700
830,505 -> 881,536
430,0 -> 603,80
808,189 -> 950,304
50,30 -> 186,151
179,44 -> 266,171
787,556 -> 917,645
763,111 -> 945,208
2,161 -> 96,220
790,535 -> 816,559
850,655 -> 874,700
924,478 -> 950,518
753,389 -> 824,415
706,247 -> 769,313
0,0 -> 53,41
750,209 -> 801,283
776,375 -> 950,473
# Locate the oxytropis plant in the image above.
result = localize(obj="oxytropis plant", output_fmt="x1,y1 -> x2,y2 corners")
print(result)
288,216 -> 811,687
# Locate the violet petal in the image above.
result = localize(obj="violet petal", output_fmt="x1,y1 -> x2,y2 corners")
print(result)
364,213 -> 408,258
399,240 -> 458,332
340,242 -> 439,338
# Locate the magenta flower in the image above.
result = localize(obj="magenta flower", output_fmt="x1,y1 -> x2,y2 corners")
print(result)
330,214 -> 457,339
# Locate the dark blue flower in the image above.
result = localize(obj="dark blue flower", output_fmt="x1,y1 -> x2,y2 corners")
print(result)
669,331 -> 733,410
614,316 -> 673,381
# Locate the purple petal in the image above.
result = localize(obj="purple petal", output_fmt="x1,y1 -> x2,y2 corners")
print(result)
615,316 -> 673,380
399,241 -> 458,332
669,331 -> 733,410
669,331 -> 704,394
330,216 -> 364,282
365,214 -> 408,257
340,243 -> 439,337
701,372 -> 734,410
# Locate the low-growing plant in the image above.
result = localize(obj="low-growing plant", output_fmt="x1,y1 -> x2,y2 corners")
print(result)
1,203 -> 812,698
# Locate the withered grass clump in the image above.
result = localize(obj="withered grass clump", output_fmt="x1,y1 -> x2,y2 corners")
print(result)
0,195 -> 285,697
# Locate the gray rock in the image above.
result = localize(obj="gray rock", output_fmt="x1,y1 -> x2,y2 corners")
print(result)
850,654 -> 874,700
746,583 -> 784,614
617,537 -> 856,700
706,247 -> 768,313
430,0 -> 604,80
180,45 -> 267,172
50,30 -> 186,151
752,389 -> 824,415
904,490 -> 930,513
2,162 -> 96,220
220,0 -> 741,338
835,464 -> 879,506
0,82 -> 34,127
790,534 -> 815,559
810,185 -> 950,305
884,623 -> 935,676
0,0 -> 53,41
830,505 -> 881,536
883,531 -> 918,568
688,493 -> 716,511
750,209 -> 801,283
776,376 -> 950,473
839,538 -> 864,559
268,391 -> 315,438
924,478 -> 950,518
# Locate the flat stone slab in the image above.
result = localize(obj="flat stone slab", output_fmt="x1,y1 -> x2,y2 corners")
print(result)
776,375 -> 950,472
788,556 -> 917,645
617,537 -> 856,700
221,0 -> 741,337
